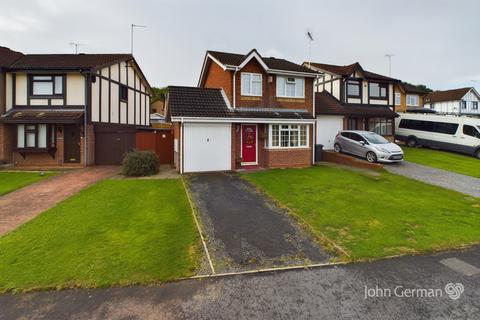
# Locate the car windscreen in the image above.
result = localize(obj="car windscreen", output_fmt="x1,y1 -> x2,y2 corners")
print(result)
363,132 -> 389,144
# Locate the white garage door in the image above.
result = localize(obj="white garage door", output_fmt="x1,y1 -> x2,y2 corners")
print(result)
316,116 -> 344,149
184,123 -> 231,173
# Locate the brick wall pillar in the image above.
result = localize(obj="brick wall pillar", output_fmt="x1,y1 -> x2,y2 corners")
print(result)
0,124 -> 13,163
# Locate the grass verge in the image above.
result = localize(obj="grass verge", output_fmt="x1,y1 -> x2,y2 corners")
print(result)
243,166 -> 480,260
0,179 -> 200,293
403,147 -> 480,178
0,172 -> 55,196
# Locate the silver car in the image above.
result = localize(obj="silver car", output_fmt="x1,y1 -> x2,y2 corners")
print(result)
333,130 -> 404,163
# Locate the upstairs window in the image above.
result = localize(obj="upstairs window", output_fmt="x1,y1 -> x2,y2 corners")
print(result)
461,100 -> 467,109
241,73 -> 262,96
369,82 -> 388,99
395,92 -> 401,105
347,80 -> 361,97
406,94 -> 419,106
472,101 -> 478,110
119,85 -> 128,102
30,75 -> 64,96
276,76 -> 305,98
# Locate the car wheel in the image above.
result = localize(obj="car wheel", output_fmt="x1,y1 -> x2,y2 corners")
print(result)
407,137 -> 417,147
334,143 -> 341,153
366,151 -> 377,163
475,149 -> 480,160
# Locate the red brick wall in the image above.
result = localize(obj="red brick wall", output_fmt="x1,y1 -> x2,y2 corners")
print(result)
201,58 -> 314,112
0,124 -> 14,163
203,61 -> 233,103
172,122 -> 181,172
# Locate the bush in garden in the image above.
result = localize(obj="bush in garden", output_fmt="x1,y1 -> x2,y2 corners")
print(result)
122,150 -> 160,177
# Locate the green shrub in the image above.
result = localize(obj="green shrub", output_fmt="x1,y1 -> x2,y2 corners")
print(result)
122,150 -> 160,177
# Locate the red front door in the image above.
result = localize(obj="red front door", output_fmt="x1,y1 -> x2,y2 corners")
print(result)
241,125 -> 257,164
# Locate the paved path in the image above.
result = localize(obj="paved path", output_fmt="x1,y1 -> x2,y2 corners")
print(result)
1,246 -> 479,319
0,166 -> 119,236
186,173 -> 329,273
385,161 -> 480,198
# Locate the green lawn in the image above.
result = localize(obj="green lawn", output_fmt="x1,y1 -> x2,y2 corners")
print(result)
0,179 -> 200,293
243,166 -> 480,260
403,147 -> 480,178
0,172 -> 54,196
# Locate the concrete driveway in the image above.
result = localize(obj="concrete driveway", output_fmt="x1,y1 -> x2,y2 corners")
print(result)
186,173 -> 329,273
0,166 -> 119,236
1,246 -> 478,319
385,161 -> 480,198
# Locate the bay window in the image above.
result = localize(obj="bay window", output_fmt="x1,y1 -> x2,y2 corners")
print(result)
30,75 -> 64,96
16,124 -> 55,149
276,76 -> 304,98
268,124 -> 309,148
406,94 -> 419,106
369,82 -> 388,99
241,73 -> 262,96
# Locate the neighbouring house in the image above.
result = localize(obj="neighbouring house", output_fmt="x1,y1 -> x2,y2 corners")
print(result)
394,82 -> 429,113
165,49 -> 317,173
150,99 -> 170,129
0,47 -> 24,163
0,47 -> 152,167
424,87 -> 480,116
303,62 -> 399,149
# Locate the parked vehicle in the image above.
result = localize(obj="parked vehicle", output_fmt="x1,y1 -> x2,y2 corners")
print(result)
334,130 -> 404,163
395,113 -> 480,159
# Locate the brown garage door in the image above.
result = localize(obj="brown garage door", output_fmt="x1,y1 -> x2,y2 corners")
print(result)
95,125 -> 136,165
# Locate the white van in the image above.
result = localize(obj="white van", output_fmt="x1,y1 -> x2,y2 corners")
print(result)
395,113 -> 480,159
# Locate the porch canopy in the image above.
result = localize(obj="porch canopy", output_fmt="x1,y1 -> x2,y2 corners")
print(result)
0,110 -> 84,124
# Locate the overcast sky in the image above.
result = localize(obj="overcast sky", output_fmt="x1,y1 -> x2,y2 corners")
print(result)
1,0 -> 479,91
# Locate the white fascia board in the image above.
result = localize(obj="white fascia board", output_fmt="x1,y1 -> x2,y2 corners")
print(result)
171,117 -> 316,124
267,69 -> 318,78
198,53 -> 228,87
238,51 -> 269,71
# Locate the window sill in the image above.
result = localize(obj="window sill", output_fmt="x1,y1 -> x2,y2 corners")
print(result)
276,97 -> 305,102
265,146 -> 310,151
15,147 -> 55,153
29,95 -> 64,99
369,97 -> 388,100
240,95 -> 262,101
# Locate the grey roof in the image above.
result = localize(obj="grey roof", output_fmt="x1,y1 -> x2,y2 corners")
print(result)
208,49 -> 317,74
315,91 -> 397,117
305,61 -> 399,82
168,86 -> 314,120
9,53 -> 133,70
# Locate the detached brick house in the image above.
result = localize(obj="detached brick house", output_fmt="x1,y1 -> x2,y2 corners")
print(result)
165,49 -> 318,173
0,46 -> 151,167
303,62 -> 399,149
394,82 -> 429,113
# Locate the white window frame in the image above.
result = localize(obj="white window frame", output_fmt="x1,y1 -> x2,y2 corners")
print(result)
276,76 -> 305,98
241,72 -> 262,96
406,94 -> 419,107
394,92 -> 401,106
267,124 -> 309,149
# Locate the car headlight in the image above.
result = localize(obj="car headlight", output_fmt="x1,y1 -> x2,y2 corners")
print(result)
374,147 -> 391,153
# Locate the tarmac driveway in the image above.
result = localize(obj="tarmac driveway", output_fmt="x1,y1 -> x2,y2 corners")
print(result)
186,173 -> 329,273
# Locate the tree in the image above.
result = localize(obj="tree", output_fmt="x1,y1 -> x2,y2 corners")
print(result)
151,87 -> 168,103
